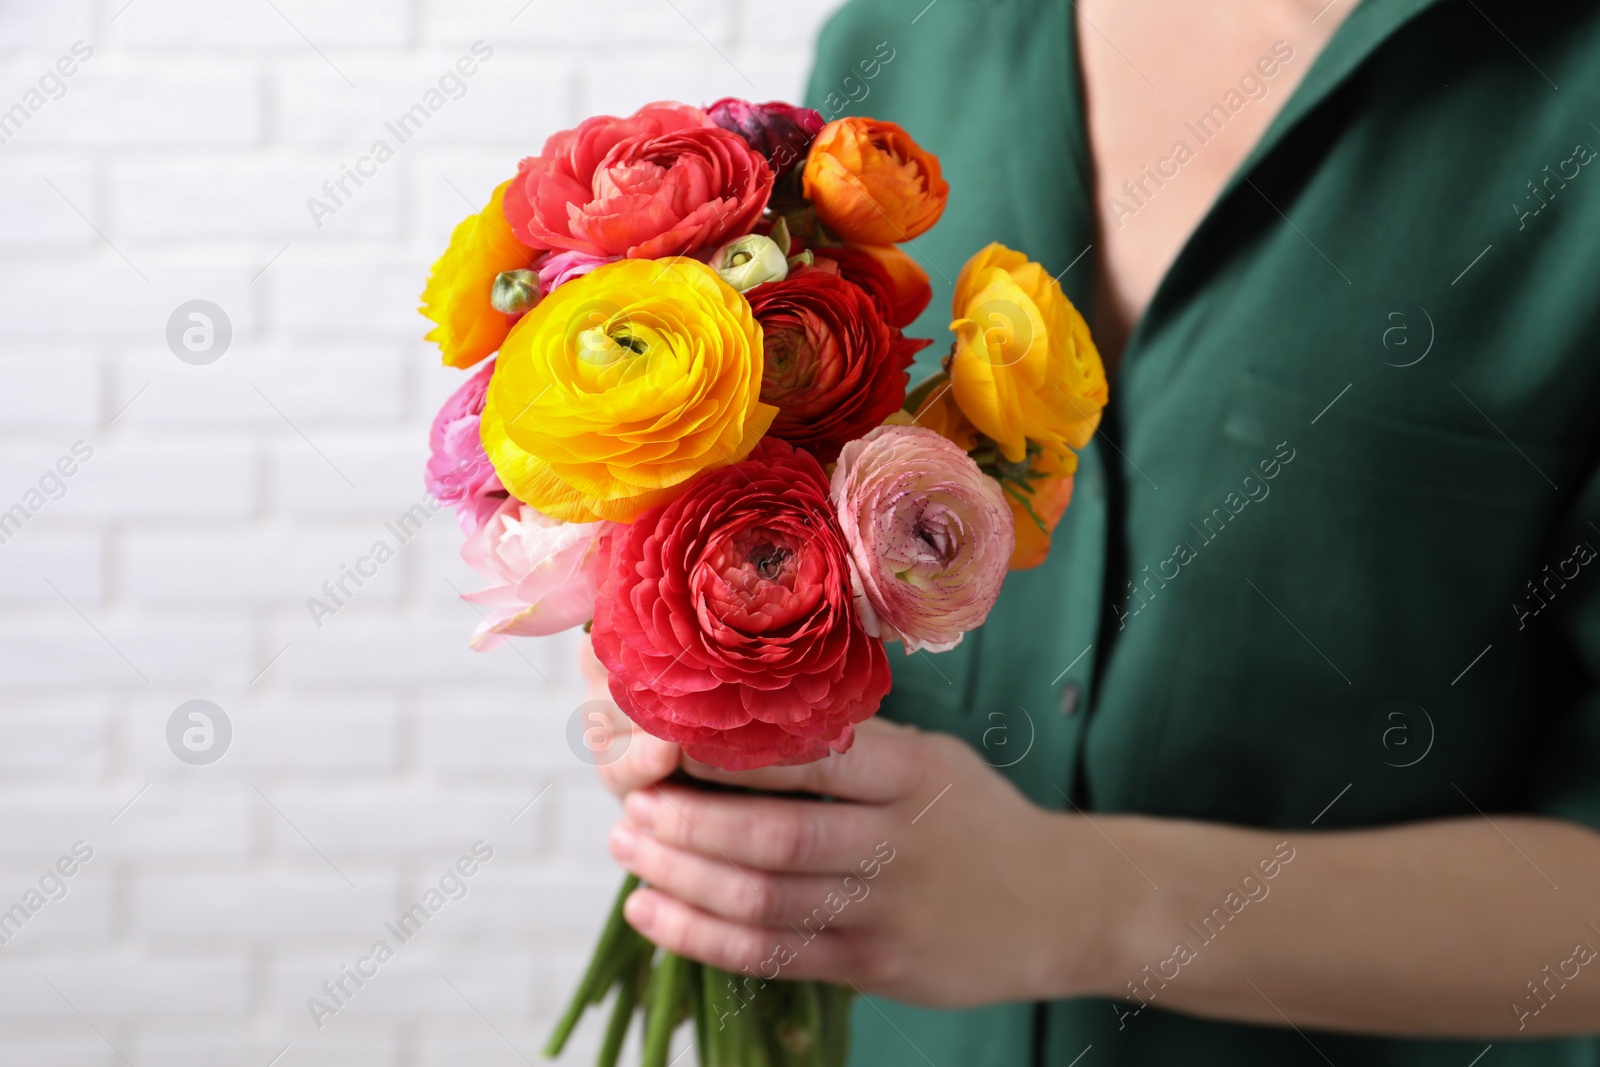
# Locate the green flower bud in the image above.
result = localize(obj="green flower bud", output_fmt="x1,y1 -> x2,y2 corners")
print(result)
711,234 -> 789,292
490,269 -> 539,315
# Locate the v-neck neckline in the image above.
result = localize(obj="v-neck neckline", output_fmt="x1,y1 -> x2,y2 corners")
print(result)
1064,0 -> 1449,372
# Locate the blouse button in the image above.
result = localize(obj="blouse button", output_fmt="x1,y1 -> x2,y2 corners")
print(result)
1058,681 -> 1082,717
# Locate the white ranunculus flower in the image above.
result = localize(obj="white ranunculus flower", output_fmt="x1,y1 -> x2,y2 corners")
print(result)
711,233 -> 789,292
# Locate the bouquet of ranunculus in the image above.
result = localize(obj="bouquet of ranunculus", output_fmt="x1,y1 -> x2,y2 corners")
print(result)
419,97 -> 1107,1066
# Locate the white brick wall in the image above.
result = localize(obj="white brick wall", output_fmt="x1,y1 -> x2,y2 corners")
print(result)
0,1 -> 842,1062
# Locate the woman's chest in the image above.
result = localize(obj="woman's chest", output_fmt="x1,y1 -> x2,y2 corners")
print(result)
1077,0 -> 1349,357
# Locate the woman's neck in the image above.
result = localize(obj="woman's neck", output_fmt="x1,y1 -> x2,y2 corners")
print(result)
1077,0 -> 1355,373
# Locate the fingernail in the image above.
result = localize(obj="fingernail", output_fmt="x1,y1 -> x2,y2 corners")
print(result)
625,790 -> 659,831
609,822 -> 638,864
624,891 -> 655,930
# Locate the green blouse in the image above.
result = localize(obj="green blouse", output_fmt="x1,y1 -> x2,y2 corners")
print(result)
805,0 -> 1600,1064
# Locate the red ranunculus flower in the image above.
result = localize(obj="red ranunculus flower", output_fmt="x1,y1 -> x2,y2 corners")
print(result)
707,98 -> 825,179
746,269 -> 924,464
590,439 -> 891,770
502,101 -> 774,260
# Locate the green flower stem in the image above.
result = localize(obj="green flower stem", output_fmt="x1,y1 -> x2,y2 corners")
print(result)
770,981 -> 831,1067
820,983 -> 855,1067
543,790 -> 856,1067
795,981 -> 824,1067
703,964 -> 750,1067
596,942 -> 648,1067
642,950 -> 690,1067
690,962 -> 712,1067
544,872 -> 641,1058
742,976 -> 777,1067
713,964 -> 771,1067
700,965 -> 728,1067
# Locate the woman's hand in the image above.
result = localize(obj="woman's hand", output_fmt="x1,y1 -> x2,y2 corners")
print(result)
605,717 -> 1134,1007
585,628 -> 1600,1035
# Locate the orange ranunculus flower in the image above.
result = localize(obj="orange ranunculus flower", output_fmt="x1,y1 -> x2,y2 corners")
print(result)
420,180 -> 534,369
480,258 -> 777,523
802,117 -> 949,245
1008,443 -> 1077,570
948,242 -> 1108,463
907,377 -> 1077,570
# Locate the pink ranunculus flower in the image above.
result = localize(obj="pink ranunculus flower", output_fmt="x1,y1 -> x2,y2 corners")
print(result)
460,496 -> 606,650
502,101 -> 774,260
830,424 -> 1014,654
534,249 -> 618,295
426,359 -> 507,536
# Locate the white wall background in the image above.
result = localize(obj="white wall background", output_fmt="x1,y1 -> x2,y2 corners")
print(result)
0,1 -> 843,1063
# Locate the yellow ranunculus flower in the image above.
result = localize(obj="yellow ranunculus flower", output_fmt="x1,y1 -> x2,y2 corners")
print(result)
481,258 -> 777,523
420,180 -> 533,369
948,243 -> 1108,463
